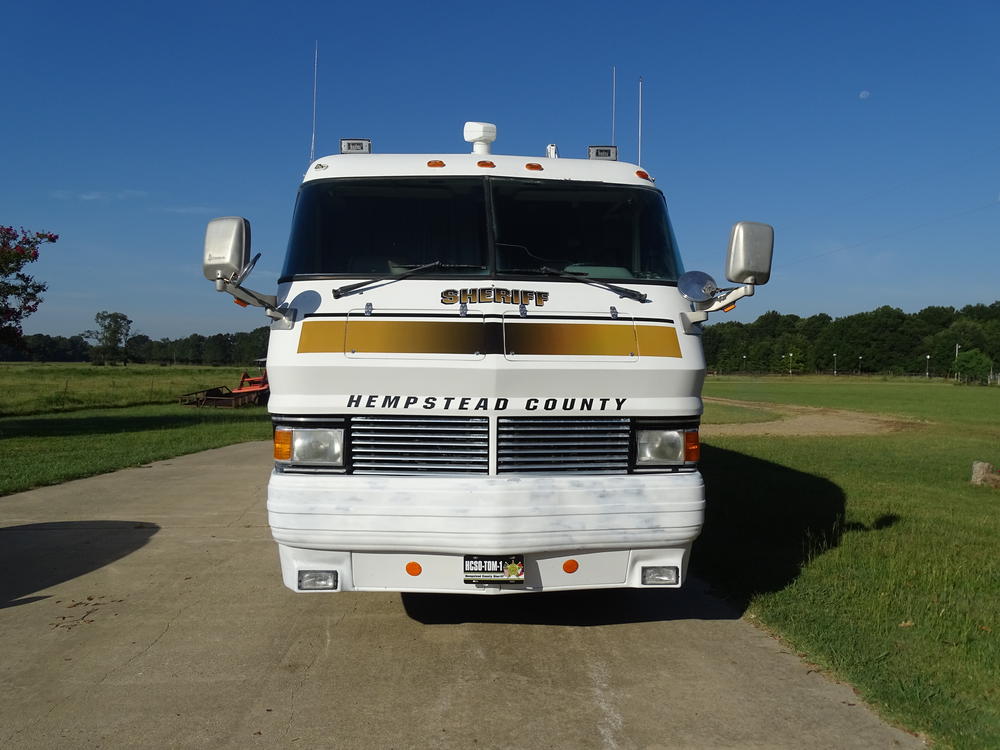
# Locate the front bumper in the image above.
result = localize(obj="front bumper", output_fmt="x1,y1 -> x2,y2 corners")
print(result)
268,472 -> 704,593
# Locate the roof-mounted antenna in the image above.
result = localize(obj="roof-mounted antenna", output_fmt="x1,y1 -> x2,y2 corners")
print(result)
637,76 -> 644,167
611,65 -> 617,146
309,41 -> 319,163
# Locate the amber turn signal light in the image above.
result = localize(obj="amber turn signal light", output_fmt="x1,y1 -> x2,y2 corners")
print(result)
273,429 -> 292,461
685,430 -> 700,462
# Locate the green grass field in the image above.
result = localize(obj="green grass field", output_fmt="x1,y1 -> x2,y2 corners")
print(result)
1,364 -> 997,747
0,362 -> 259,417
695,376 -> 999,749
0,363 -> 271,494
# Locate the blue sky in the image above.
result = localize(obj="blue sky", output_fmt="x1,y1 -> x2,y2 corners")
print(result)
4,0 -> 998,339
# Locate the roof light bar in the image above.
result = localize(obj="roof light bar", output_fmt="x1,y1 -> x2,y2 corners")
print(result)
340,138 -> 371,154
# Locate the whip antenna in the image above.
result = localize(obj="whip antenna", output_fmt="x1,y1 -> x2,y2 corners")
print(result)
637,76 -> 644,166
309,41 -> 319,163
611,65 -> 617,145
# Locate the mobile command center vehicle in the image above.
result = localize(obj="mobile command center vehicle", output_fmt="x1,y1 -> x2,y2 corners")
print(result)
202,121 -> 773,595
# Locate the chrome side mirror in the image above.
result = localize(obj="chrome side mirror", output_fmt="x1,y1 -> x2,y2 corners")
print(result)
203,217 -> 251,281
725,221 -> 773,285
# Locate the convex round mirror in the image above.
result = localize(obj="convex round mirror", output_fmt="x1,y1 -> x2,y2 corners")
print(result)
678,270 -> 719,303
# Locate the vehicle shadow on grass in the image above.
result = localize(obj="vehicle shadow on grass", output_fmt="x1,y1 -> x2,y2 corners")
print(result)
0,521 -> 159,609
405,444 -> 866,626
693,444 -> 862,611
0,409 -> 268,439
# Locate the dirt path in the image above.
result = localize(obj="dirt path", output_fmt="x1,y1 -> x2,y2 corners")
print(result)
702,397 -> 922,437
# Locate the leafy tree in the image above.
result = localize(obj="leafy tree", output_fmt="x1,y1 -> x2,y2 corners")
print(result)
955,349 -> 992,384
22,333 -> 90,362
0,225 -> 58,348
174,333 -> 205,364
83,311 -> 133,365
914,305 -> 957,331
958,302 -> 1000,323
125,334 -> 153,363
233,327 -> 269,364
203,333 -> 234,365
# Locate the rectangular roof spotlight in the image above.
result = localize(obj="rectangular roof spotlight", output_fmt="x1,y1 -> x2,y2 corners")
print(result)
340,139 -> 372,154
588,145 -> 618,161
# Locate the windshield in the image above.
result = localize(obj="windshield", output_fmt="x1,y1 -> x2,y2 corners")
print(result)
492,179 -> 682,280
282,177 -> 683,282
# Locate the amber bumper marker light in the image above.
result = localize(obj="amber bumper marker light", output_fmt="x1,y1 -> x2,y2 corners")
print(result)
405,561 -> 422,577
562,559 -> 579,574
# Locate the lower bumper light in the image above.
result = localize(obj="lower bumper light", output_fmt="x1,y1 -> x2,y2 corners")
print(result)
641,566 -> 679,585
298,570 -> 339,591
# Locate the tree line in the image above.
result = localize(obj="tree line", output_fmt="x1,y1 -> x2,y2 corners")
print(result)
0,322 -> 269,366
2,301 -> 998,380
703,301 -> 1000,382
1,225 -> 268,367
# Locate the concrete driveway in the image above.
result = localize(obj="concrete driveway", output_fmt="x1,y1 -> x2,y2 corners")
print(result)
0,442 -> 923,749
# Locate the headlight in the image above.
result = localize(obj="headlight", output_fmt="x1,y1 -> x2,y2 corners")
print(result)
274,427 -> 345,466
636,429 -> 699,465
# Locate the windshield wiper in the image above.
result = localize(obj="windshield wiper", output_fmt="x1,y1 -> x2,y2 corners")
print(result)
332,262 -> 485,299
507,266 -> 648,303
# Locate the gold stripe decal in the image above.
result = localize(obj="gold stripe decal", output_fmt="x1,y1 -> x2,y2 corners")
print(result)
297,320 -> 681,357
346,320 -> 492,355
635,325 -> 682,358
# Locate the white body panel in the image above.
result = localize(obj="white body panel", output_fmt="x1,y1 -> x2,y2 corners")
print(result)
269,280 -> 705,417
260,142 -> 710,594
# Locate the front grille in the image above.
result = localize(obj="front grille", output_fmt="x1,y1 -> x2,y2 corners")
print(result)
349,416 -> 489,475
497,417 -> 631,474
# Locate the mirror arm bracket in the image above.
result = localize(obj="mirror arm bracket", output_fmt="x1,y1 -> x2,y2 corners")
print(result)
695,284 -> 755,313
215,277 -> 295,328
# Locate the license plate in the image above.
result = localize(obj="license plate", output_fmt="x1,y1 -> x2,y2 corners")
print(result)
463,554 -> 525,584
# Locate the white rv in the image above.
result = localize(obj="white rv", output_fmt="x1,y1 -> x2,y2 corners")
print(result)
203,122 -> 773,594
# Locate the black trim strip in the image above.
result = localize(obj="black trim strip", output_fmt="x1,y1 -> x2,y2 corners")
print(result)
302,312 -> 675,324
280,274 -> 681,287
